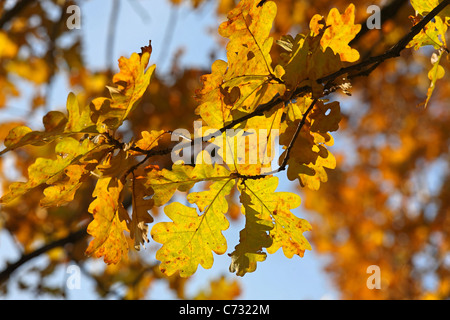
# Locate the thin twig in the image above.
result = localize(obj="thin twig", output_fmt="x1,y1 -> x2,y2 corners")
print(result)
237,98 -> 318,181
157,5 -> 179,71
106,0 -> 121,70
350,0 -> 408,45
0,229 -> 88,285
278,98 -> 318,171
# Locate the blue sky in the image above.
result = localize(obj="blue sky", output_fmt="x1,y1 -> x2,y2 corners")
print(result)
0,0 -> 340,300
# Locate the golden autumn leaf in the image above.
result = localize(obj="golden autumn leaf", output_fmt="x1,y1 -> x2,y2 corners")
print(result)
196,0 -> 284,131
424,51 -> 446,108
85,177 -> 129,264
151,154 -> 235,277
91,50 -> 155,132
40,164 -> 87,207
64,92 -> 95,133
229,180 -> 273,276
134,129 -> 166,152
0,91 -> 99,157
410,0 -> 450,18
319,4 -> 361,62
0,137 -> 96,205
145,163 -> 196,207
281,23 -> 342,96
230,176 -> 311,276
279,99 -> 338,190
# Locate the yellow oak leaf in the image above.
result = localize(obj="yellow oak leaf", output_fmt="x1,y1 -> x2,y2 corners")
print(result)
145,163 -> 195,207
229,176 -> 311,276
64,92 -> 95,133
410,0 -> 450,18
297,147 -> 336,191
0,125 -> 57,156
0,137 -> 96,204
219,0 -> 277,79
424,50 -> 446,108
195,59 -> 232,129
229,180 -> 273,276
0,92 -> 98,157
85,177 -> 129,264
151,156 -> 234,277
407,15 -> 447,50
196,0 -> 284,129
134,129 -> 166,151
40,164 -> 87,207
281,27 -> 343,96
280,99 -> 338,190
320,4 -> 361,62
91,48 -> 155,132
309,100 -> 341,133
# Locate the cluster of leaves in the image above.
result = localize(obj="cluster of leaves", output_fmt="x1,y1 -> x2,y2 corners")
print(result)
407,0 -> 450,107
0,0 -> 449,299
0,0 -> 358,278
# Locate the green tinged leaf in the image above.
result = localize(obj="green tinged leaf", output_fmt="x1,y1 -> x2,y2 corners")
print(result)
229,176 -> 311,276
151,156 -> 235,277
91,52 -> 155,132
0,137 -> 96,205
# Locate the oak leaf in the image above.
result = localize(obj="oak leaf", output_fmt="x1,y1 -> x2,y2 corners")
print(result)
319,4 -> 361,62
85,177 -> 129,264
151,155 -> 235,277
0,137 -> 96,205
229,176 -> 311,276
91,50 -> 155,132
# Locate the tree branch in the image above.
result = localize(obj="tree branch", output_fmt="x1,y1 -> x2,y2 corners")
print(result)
319,0 -> 450,85
349,0 -> 409,45
72,0 -> 450,177
0,0 -> 34,29
0,229 -> 88,285
237,98 -> 318,181
160,0 -> 449,162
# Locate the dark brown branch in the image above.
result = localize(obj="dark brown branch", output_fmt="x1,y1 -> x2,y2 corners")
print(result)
278,99 -> 318,171
350,0 -> 408,45
0,229 -> 88,285
0,0 -> 34,29
318,0 -> 450,85
152,0 -> 450,162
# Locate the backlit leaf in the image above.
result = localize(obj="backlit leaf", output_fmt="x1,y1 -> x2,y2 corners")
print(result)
91,49 -> 155,132
151,154 -> 234,277
0,137 -> 96,204
229,176 -> 311,276
85,177 -> 129,264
